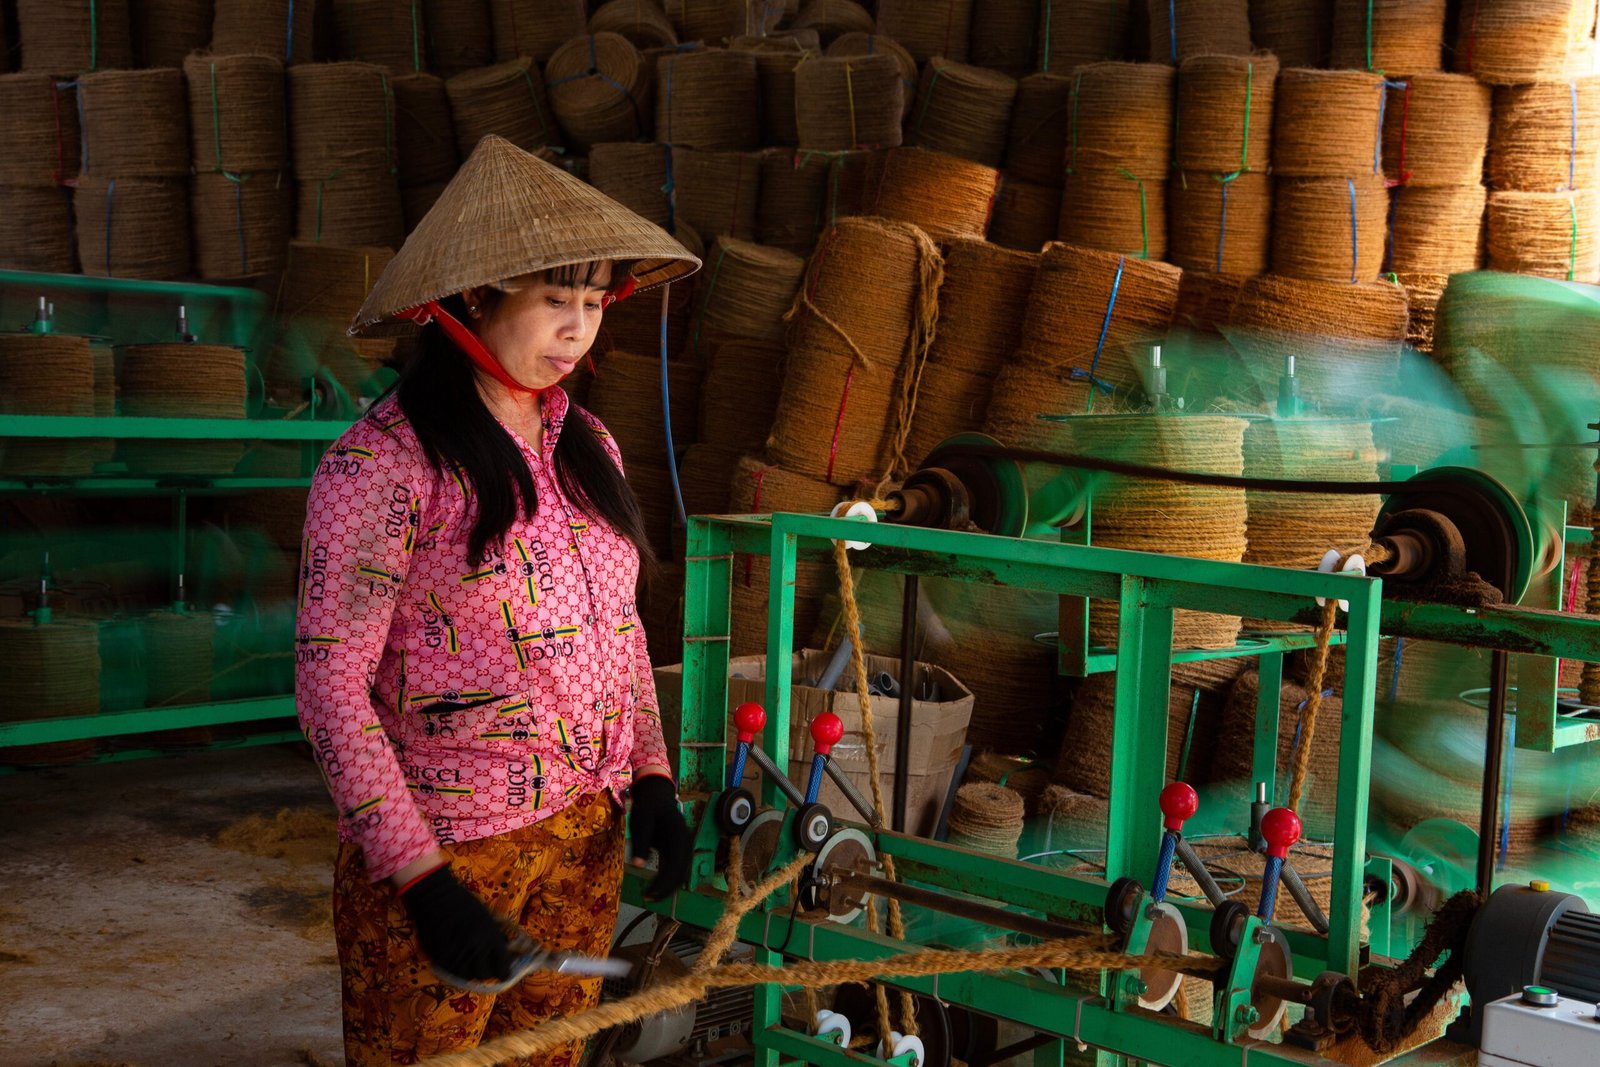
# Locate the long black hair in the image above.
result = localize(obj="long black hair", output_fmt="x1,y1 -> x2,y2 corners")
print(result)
393,274 -> 654,571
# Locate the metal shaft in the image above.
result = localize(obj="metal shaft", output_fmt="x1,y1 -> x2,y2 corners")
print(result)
746,743 -> 806,808
1478,649 -> 1510,895
836,871 -> 1087,943
1280,861 -> 1329,935
824,758 -> 881,827
1172,837 -> 1229,908
893,575 -> 919,832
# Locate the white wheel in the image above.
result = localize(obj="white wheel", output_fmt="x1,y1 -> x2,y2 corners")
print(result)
891,1033 -> 924,1066
814,1009 -> 851,1047
877,1031 -> 902,1059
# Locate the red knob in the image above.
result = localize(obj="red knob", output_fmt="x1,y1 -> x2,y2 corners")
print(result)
1159,781 -> 1199,831
810,711 -> 845,755
1261,807 -> 1303,860
733,702 -> 766,741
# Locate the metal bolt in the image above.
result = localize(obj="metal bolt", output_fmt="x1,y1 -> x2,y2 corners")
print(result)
1253,927 -> 1273,945
1236,1005 -> 1260,1025
1124,976 -> 1148,996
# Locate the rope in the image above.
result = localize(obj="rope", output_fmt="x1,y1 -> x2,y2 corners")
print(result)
1285,598 -> 1339,813
696,849 -> 810,973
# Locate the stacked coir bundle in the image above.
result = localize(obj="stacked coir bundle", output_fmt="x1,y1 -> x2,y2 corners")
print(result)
875,0 -> 972,63
74,69 -> 191,279
491,0 -> 587,63
857,146 -> 1001,240
1061,63 -> 1174,260
825,32 -> 918,120
0,618 -> 102,767
0,74 -> 80,271
655,49 -> 760,150
133,1 -> 211,72
16,0 -> 132,72
791,0 -> 875,46
757,150 -> 830,254
137,609 -> 218,745
988,178 -> 1063,252
741,37 -> 810,149
769,217 -> 944,489
333,0 -> 428,71
425,0 -> 494,76
946,783 -> 1025,857
665,0 -> 782,41
906,57 -> 1017,169
1270,70 -> 1388,284
794,53 -> 905,151
985,243 -> 1181,426
1452,0 -> 1596,86
288,63 -> 402,248
1036,0 -> 1129,73
691,237 -> 805,356
669,148 -> 761,241
588,142 -> 673,229
994,73 -> 1069,250
970,0 -> 1037,77
1148,0 -> 1251,64
1249,0 -> 1331,68
0,334 -> 104,477
545,33 -> 654,153
118,342 -> 250,475
391,73 -> 460,230
1383,74 -> 1491,299
904,237 -> 1038,465
1169,54 -> 1277,277
727,455 -> 842,656
1331,0 -> 1447,74
589,0 -> 679,51
445,58 -> 563,158
186,55 -> 293,279
213,0 -> 315,63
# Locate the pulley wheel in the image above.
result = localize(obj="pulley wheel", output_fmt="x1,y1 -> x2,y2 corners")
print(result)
1247,926 -> 1294,1039
830,985 -> 955,1067
807,826 -> 875,923
733,809 -> 785,886
922,433 -> 1029,537
1138,901 -> 1188,1012
1374,466 -> 1533,603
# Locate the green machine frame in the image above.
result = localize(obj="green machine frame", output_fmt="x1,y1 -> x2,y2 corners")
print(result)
619,510 -> 1600,1067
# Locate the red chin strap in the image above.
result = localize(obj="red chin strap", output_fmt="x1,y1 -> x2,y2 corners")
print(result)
400,300 -> 546,398
601,273 -> 637,308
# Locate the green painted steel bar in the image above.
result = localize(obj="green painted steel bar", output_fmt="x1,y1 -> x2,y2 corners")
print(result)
1327,578 -> 1382,976
0,728 -> 306,775
0,415 -> 352,440
1379,600 -> 1600,660
763,522 -> 801,795
1081,631 -> 1348,676
0,476 -> 315,494
1105,576 -> 1176,886
1253,651 -> 1285,799
680,519 -> 735,807
0,695 -> 296,745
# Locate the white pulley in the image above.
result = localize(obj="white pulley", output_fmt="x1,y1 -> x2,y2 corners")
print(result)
877,1031 -> 924,1066
814,1009 -> 851,1047
830,500 -> 878,551
1315,549 -> 1366,611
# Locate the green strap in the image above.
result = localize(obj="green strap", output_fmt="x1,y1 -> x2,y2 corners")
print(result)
911,68 -> 943,144
89,0 -> 98,71
520,67 -> 551,138
1119,168 -> 1148,259
692,246 -> 729,357
1067,72 -> 1082,174
1239,60 -> 1253,175
411,0 -> 422,73
380,73 -> 396,174
1041,0 -> 1052,72
209,62 -> 224,172
1366,0 -> 1375,71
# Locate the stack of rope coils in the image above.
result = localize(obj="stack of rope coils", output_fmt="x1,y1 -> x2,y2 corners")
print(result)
727,455 -> 842,657
988,179 -> 1063,253
986,243 -> 1180,424
859,146 -> 1000,240
692,237 -> 805,354
213,0 -> 314,64
655,49 -> 760,151
669,148 -> 761,241
757,151 -> 831,254
491,0 -> 587,64
425,0 -> 494,76
964,751 -> 1050,815
699,340 -> 785,455
75,68 -> 191,279
0,73 -> 79,272
602,220 -> 704,357
1454,0 -> 1595,87
675,443 -> 743,543
118,342 -> 250,476
15,0 -> 132,72
1169,54 -> 1277,277
445,58 -> 562,158
969,0 -> 1038,79
391,72 -> 460,230
0,618 -> 101,767
1148,0 -> 1251,64
1216,671 -> 1347,840
826,32 -> 918,120
588,142 -> 672,229
907,57 -> 1016,170
946,783 -> 1025,857
875,0 -> 971,63
589,0 -> 678,51
545,33 -> 653,153
666,0 -> 782,41
333,0 -> 428,71
1061,62 -> 1174,260
769,216 -> 943,489
0,333 -> 104,477
137,609 -> 217,746
1249,0 -> 1332,68
1035,0 -> 1128,73
791,0 -> 875,47
996,72 -> 1070,246
186,55 -> 293,279
1270,69 -> 1387,284
1331,0 -> 1447,74
903,237 -> 1037,465
132,1 -> 206,77
288,62 -> 402,247
794,54 -> 904,151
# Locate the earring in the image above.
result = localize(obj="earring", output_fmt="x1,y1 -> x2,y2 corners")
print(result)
468,304 -> 480,317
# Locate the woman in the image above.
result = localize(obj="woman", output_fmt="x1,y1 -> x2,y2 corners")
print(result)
295,135 -> 700,1065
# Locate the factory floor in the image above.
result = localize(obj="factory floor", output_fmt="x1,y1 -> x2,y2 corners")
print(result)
0,744 -> 345,1067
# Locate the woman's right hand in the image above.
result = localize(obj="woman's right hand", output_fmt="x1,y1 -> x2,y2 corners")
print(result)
398,863 -> 514,982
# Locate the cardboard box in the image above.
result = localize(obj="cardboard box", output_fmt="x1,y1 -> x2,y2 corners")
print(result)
655,650 -> 974,837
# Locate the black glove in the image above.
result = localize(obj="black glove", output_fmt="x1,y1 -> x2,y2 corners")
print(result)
629,774 -> 692,900
399,865 -> 514,982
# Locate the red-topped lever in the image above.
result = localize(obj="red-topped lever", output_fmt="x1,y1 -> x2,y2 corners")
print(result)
729,702 -> 766,789
1150,781 -> 1198,903
1256,807 -> 1303,922
804,712 -> 845,804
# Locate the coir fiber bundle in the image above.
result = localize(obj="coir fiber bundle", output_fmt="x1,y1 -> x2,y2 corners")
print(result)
693,236 -> 805,349
1174,53 -> 1277,175
278,241 -> 396,320
74,177 -> 190,279
0,619 -> 101,767
1058,168 -> 1168,260
666,0 -> 781,41
969,0 -> 1039,77
1067,415 -> 1249,649
120,343 -> 248,417
0,334 -> 99,477
295,168 -> 404,248
769,217 -> 944,487
727,454 -> 841,656
1249,0 -> 1330,69
699,340 -> 785,452
1488,77 -> 1600,193
1486,190 -> 1599,282
16,0 -> 131,73
1015,243 -> 1180,384
1387,183 -> 1485,274
987,179 -> 1062,253
590,0 -> 679,51
1453,0 -> 1595,86
902,362 -> 994,466
1330,0 -> 1446,75
984,361 -> 1098,442
0,187 -> 74,272
185,55 -> 289,175
78,69 -> 190,179
1039,785 -> 1108,849
930,238 -> 1038,374
874,0 -> 972,63
600,221 -> 703,357
491,0 -> 587,63
1004,74 -> 1072,187
791,0 -> 876,46
391,73 -> 459,188
669,147 -> 761,241
859,146 -> 1001,240
1381,73 -> 1492,187
333,0 -> 427,71
1036,0 -> 1129,73
965,752 -> 1051,815
589,142 -> 673,229
1066,62 -> 1174,181
794,53 -> 904,151
908,58 -> 1017,169
676,442 -> 741,521
0,74 -> 81,186
1148,0 -> 1251,64
826,32 -> 919,120
1270,173 -> 1388,283
1168,170 -> 1271,275
288,62 -> 397,179
757,150 -> 829,254
192,170 -> 293,279
946,783 -> 1024,856
655,49 -> 760,150
445,58 -> 561,157
134,0 -> 213,69
546,33 -> 653,152
425,0 -> 494,76
746,43 -> 808,148
1272,69 -> 1385,179
1395,270 -> 1450,354
214,0 -> 315,64
139,610 -> 217,745
585,348 -> 700,550
1173,268 -> 1249,337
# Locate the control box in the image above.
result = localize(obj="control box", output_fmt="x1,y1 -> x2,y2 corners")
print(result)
1478,987 -> 1600,1067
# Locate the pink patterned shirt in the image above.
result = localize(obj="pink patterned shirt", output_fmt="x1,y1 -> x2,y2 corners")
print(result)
295,387 -> 669,881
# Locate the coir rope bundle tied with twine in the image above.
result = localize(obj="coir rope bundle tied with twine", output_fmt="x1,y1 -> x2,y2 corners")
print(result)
655,49 -> 760,151
294,168 -> 404,249
1387,184 -> 1486,275
1174,53 -> 1278,176
16,0 -> 132,73
699,340 -> 786,453
213,0 -> 315,64
946,782 -> 1026,857
859,146 -> 1002,241
0,73 -> 82,186
79,68 -> 190,179
875,0 -> 973,63
588,142 -> 672,230
333,0 -> 428,72
391,73 -> 460,191
1248,0 -> 1331,69
1381,73 -> 1492,187
589,0 -> 678,51
193,170 -> 294,279
1149,0 -> 1252,64
490,0 -> 586,64
1036,0 -> 1128,72
727,454 -> 842,657
0,189 -> 74,272
278,241 -> 395,321
288,61 -> 397,179
907,57 -> 1018,170
185,55 -> 289,175
1169,169 -> 1272,275
1068,62 -> 1176,182
669,147 -> 762,242
826,32 -> 918,120
545,32 -> 653,153
445,58 -> 562,157
1453,0 -> 1595,86
769,216 -> 944,489
988,179 -> 1063,253
756,150 -> 830,254
794,54 -> 905,152
1060,169 -> 1168,261
1271,172 -> 1388,283
74,176 -> 191,279
1488,76 -> 1600,193
744,40 -> 810,149
928,236 -> 1039,373
1004,73 -> 1072,187
791,0 -> 876,46
969,0 -> 1039,78
1272,69 -> 1386,178
1330,0 -> 1448,75
1486,189 -> 1600,283
693,236 -> 806,349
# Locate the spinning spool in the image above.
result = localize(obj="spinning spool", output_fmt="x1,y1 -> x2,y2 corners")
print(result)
694,237 -> 805,349
288,62 -> 396,179
791,0 -> 875,46
794,54 -> 905,151
1168,170 -> 1271,276
0,333 -> 102,476
1036,0 -> 1129,73
0,188 -> 74,272
655,49 -> 760,150
424,0 -> 494,76
1387,183 -> 1486,275
1174,54 -> 1277,175
193,170 -> 294,279
1382,73 -> 1492,187
1272,69 -> 1385,179
119,343 -> 250,475
1486,190 -> 1599,282
78,69 -> 190,179
490,0 -> 587,64
1270,173 -> 1388,284
391,74 -> 459,190
445,58 -> 561,157
1488,77 -> 1600,193
1067,62 -> 1175,182
0,619 -> 101,767
1148,0 -> 1251,64
875,0 -> 973,63
16,0 -> 131,73
545,33 -> 653,152
74,177 -> 191,279
757,150 -> 829,254
699,341 -> 786,453
969,0 -> 1039,77
333,0 -> 428,71
728,455 -> 842,656
588,142 -> 672,230
0,74 -> 82,186
294,168 -> 404,248
859,147 -> 1001,240
1330,0 -> 1447,75
908,58 -> 1018,170
213,0 -> 315,63
1059,168 -> 1168,261
826,33 -> 919,120
669,148 -> 761,241
589,0 -> 678,51
1004,74 -> 1072,187
987,179 -> 1062,253
1396,271 -> 1450,355
1453,0 -> 1596,86
946,783 -> 1024,856
185,55 -> 289,175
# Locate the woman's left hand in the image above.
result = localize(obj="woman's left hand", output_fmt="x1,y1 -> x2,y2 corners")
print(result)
628,774 -> 691,899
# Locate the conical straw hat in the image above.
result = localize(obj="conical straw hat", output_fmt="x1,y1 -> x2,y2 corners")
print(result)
351,134 -> 700,335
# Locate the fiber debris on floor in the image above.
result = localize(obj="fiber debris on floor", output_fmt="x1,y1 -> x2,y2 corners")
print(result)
0,744 -> 345,1067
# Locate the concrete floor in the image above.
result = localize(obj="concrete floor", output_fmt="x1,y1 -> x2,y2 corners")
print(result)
0,744 -> 345,1067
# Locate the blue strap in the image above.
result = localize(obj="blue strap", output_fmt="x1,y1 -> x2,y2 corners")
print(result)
1086,255 -> 1125,412
660,286 -> 687,526
1215,178 -> 1229,273
1347,178 -> 1359,283
1168,0 -> 1178,61
103,177 -> 116,273
1570,80 -> 1580,190
286,0 -> 296,61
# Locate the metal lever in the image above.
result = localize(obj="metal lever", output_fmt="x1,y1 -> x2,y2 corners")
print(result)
1151,781 -> 1197,905
1257,808 -> 1303,922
